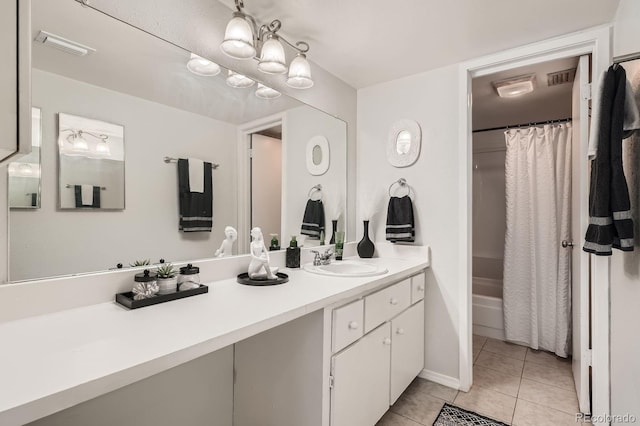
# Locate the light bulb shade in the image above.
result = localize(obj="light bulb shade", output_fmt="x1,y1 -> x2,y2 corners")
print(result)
286,54 -> 314,89
255,83 -> 281,99
220,14 -> 256,59
258,37 -> 287,74
187,53 -> 221,76
95,141 -> 111,155
72,133 -> 89,151
226,70 -> 255,88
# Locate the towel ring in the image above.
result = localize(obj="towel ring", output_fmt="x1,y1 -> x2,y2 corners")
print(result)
388,178 -> 412,197
308,184 -> 323,201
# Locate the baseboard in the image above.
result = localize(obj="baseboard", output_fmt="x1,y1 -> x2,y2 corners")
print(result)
472,324 -> 505,341
418,369 -> 460,390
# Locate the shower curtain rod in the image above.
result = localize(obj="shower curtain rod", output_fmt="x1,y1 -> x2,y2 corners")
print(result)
472,117 -> 572,134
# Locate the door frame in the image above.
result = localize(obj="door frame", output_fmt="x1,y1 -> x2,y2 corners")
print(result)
237,113 -> 286,254
458,26 -> 612,417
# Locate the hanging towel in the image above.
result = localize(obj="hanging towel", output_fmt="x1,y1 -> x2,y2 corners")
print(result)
301,199 -> 325,239
188,157 -> 204,193
584,65 -> 634,255
74,185 -> 101,208
178,158 -> 213,232
385,196 -> 415,243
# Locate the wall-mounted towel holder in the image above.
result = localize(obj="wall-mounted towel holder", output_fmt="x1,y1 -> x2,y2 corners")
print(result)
163,156 -> 219,169
388,178 -> 413,197
308,184 -> 323,201
66,184 -> 106,190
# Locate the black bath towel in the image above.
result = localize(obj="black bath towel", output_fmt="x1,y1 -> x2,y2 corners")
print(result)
301,199 -> 325,239
74,185 -> 101,208
386,195 -> 415,243
178,158 -> 213,232
583,65 -> 634,255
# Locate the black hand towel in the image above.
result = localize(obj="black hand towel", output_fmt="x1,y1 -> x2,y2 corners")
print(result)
584,65 -> 634,255
74,185 -> 101,208
301,199 -> 325,239
386,195 -> 415,243
178,158 -> 213,232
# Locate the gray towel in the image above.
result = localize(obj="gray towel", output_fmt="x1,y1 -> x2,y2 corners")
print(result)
178,158 -> 213,232
386,196 -> 415,243
301,199 -> 325,239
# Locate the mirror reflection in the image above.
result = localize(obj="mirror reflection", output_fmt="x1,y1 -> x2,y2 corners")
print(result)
8,0 -> 347,282
396,130 -> 412,155
312,145 -> 323,165
8,107 -> 41,209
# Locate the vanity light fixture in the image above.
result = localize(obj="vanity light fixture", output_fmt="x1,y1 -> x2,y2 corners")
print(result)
493,74 -> 536,98
65,129 -> 110,154
220,0 -> 313,88
255,83 -> 281,99
186,53 -> 221,76
226,70 -> 255,88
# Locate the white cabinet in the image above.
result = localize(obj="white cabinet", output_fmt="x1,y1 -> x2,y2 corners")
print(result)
411,273 -> 425,304
332,299 -> 364,353
330,323 -> 391,426
390,301 -> 425,404
364,278 -> 411,333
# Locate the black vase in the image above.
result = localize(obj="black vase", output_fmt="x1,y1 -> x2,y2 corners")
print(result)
357,220 -> 375,258
329,220 -> 338,244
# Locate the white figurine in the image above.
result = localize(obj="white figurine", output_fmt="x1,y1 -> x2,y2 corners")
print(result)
215,226 -> 238,258
248,227 -> 279,280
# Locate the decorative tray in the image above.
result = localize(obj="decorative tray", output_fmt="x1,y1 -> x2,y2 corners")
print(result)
115,284 -> 208,309
237,272 -> 289,286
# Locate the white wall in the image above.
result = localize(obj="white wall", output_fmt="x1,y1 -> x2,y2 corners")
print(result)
9,70 -> 237,281
357,65 -> 461,381
610,2 -> 640,419
283,105 -> 348,246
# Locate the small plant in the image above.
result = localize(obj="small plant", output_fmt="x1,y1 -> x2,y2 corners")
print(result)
130,259 -> 151,267
156,263 -> 177,279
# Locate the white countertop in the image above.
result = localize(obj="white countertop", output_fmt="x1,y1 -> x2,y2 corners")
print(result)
0,254 -> 429,425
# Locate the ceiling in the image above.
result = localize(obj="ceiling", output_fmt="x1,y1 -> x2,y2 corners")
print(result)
472,56 -> 579,130
219,0 -> 620,88
31,0 -> 302,125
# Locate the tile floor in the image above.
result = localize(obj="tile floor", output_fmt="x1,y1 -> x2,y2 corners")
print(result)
377,335 -> 584,426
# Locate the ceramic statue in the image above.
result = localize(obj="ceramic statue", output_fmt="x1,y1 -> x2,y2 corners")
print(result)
248,227 -> 279,279
215,226 -> 238,257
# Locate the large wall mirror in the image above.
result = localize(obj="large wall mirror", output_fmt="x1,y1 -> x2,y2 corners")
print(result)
8,0 -> 347,282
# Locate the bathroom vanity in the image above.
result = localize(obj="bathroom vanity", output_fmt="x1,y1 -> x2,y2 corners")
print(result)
0,244 -> 429,426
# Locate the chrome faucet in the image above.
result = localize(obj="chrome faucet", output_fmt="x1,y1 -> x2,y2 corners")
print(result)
311,249 -> 333,266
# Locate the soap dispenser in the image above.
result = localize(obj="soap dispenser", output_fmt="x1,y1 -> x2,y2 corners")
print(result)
286,236 -> 301,268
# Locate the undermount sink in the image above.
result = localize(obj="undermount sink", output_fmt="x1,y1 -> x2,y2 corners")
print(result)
303,260 -> 388,277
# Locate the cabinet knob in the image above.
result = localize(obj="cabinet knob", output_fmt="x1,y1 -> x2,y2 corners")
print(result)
396,328 -> 405,335
348,321 -> 359,330
389,298 -> 399,305
417,285 -> 424,291
383,337 -> 392,345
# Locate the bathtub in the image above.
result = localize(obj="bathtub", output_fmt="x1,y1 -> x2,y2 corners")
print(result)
472,257 -> 505,340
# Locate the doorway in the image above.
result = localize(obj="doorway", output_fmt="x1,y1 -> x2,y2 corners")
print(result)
469,54 -> 591,419
250,126 -> 282,243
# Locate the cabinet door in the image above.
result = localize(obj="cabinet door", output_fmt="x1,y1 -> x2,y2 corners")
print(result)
331,323 -> 391,426
390,301 -> 424,404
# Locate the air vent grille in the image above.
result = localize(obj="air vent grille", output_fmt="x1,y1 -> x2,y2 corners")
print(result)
547,68 -> 576,87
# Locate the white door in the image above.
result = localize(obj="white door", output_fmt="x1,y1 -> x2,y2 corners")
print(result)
251,134 -> 282,239
571,54 -> 591,414
390,301 -> 425,404
330,323 -> 391,426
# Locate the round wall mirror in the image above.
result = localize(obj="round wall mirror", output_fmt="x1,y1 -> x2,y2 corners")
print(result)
387,119 -> 421,168
306,135 -> 330,175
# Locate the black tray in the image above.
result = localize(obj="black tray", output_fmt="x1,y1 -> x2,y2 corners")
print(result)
115,284 -> 208,309
237,272 -> 289,286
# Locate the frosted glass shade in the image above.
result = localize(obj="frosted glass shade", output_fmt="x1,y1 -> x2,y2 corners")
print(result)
220,14 -> 256,59
286,53 -> 313,89
226,70 -> 255,88
255,83 -> 281,99
258,37 -> 287,74
187,53 -> 221,76
95,141 -> 111,156
72,133 -> 89,151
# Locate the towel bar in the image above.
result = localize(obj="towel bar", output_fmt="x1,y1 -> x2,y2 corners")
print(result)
308,184 -> 323,200
388,178 -> 412,197
66,184 -> 106,190
163,156 -> 219,169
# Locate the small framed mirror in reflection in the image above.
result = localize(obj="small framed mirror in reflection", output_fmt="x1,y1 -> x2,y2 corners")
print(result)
387,119 -> 421,168
306,135 -> 330,175
8,107 -> 42,209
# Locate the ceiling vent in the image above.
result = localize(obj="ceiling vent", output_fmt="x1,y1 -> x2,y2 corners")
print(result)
547,68 -> 576,87
34,31 -> 96,56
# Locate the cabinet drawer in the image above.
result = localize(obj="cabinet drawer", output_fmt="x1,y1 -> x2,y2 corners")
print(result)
411,273 -> 426,304
332,299 -> 364,353
364,279 -> 411,333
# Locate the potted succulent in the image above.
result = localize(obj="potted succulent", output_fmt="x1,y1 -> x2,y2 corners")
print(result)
156,263 -> 178,295
130,259 -> 151,267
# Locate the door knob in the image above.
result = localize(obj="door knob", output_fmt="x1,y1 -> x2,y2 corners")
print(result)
561,240 -> 574,248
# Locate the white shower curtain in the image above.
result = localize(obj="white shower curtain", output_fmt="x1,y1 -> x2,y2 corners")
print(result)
503,123 -> 572,357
